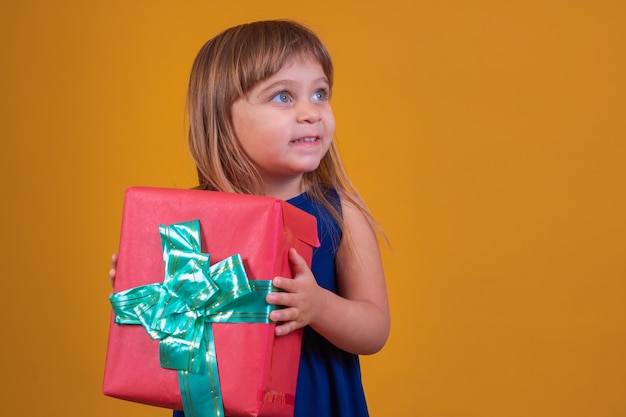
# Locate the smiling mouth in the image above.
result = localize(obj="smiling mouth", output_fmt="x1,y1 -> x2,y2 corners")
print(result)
290,137 -> 319,144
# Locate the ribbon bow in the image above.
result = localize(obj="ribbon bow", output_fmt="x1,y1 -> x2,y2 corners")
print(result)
110,220 -> 276,417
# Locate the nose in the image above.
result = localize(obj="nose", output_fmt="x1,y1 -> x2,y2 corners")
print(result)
296,102 -> 321,123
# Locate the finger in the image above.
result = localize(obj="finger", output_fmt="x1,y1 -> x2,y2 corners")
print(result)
270,306 -> 297,323
111,253 -> 118,267
288,248 -> 310,276
109,267 -> 116,287
275,322 -> 295,336
271,276 -> 297,293
266,290 -> 290,306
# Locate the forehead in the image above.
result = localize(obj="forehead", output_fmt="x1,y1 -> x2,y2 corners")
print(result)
282,54 -> 324,71
262,54 -> 327,84
255,62 -> 326,96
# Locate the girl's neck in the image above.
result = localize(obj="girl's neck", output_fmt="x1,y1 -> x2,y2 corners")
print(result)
262,175 -> 304,200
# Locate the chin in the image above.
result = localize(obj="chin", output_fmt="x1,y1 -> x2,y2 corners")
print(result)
299,162 -> 323,174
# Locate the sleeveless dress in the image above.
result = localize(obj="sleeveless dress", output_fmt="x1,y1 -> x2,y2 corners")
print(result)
174,190 -> 369,417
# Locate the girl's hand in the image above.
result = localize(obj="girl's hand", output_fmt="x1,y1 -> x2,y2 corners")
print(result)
266,248 -> 328,336
109,253 -> 118,289
267,199 -> 389,355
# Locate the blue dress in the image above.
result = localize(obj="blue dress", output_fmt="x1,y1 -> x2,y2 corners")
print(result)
174,190 -> 369,417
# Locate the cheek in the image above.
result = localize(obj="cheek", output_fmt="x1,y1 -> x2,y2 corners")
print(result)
325,111 -> 336,136
232,114 -> 257,150
231,101 -> 257,139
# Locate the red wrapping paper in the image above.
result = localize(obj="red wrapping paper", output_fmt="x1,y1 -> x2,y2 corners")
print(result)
103,187 -> 319,416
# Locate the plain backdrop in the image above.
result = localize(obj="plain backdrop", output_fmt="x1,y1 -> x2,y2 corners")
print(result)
1,1 -> 625,416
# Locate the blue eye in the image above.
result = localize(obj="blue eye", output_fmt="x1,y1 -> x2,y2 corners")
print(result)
312,89 -> 329,101
271,92 -> 292,103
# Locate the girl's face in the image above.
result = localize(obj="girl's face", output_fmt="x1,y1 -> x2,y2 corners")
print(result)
231,56 -> 335,199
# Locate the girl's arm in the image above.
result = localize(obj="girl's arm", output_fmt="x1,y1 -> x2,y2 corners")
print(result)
267,199 -> 390,355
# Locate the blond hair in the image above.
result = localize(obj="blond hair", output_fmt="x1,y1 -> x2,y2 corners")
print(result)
187,20 -> 379,236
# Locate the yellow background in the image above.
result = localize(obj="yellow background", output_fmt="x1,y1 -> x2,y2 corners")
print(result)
2,1 -> 625,416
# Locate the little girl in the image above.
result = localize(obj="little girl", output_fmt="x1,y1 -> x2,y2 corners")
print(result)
110,20 -> 390,417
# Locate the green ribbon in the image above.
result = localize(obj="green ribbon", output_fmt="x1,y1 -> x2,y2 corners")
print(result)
110,220 -> 276,417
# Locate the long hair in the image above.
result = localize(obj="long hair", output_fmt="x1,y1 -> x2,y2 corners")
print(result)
187,20 -> 379,238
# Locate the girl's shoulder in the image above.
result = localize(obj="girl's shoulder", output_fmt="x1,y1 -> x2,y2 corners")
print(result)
288,187 -> 342,216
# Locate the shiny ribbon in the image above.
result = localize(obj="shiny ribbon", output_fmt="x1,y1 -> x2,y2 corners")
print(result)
110,220 -> 276,417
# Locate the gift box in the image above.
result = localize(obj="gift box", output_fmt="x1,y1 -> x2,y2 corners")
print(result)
103,186 -> 319,417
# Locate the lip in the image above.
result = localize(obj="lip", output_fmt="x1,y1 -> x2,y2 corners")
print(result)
289,136 -> 320,144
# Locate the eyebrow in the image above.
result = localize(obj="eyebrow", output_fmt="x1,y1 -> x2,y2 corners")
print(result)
255,77 -> 330,96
